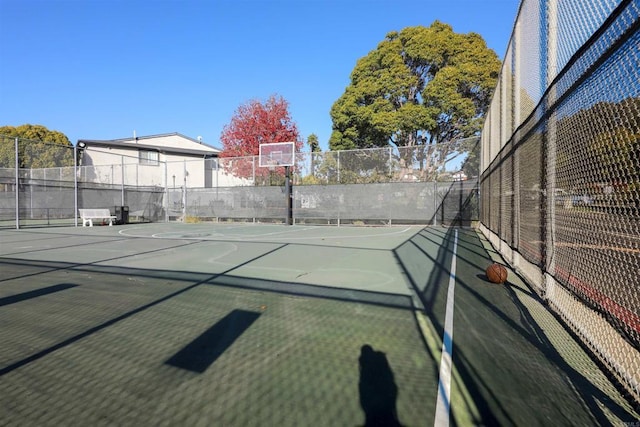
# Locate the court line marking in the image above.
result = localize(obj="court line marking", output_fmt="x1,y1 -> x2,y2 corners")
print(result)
255,226 -> 414,240
434,229 -> 458,427
118,226 -> 415,241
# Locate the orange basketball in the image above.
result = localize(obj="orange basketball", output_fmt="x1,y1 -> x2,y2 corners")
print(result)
486,263 -> 508,284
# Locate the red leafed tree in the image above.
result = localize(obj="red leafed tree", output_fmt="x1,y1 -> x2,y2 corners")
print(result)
220,95 -> 303,182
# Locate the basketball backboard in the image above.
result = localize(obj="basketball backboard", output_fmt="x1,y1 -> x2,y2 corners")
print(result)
259,142 -> 295,167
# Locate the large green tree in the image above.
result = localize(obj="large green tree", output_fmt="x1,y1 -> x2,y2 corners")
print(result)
330,21 -> 500,178
0,124 -> 73,168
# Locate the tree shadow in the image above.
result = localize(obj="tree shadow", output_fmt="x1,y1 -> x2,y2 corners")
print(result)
358,344 -> 403,427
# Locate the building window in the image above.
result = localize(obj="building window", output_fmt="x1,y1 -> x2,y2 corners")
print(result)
139,150 -> 159,165
205,158 -> 218,171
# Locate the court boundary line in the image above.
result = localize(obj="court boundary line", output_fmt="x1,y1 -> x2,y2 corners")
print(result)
117,225 -> 415,242
434,229 -> 458,427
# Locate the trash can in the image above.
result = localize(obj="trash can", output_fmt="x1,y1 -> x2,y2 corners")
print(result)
115,206 -> 129,224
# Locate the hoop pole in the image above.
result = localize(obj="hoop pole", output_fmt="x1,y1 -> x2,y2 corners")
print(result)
285,165 -> 292,225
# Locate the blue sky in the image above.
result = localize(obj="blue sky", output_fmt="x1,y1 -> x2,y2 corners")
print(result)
0,0 -> 520,151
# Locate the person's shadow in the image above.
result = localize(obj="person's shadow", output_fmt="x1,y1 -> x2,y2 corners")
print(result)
358,345 -> 403,427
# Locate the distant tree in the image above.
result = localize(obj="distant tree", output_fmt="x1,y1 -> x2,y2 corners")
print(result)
306,133 -> 322,181
307,134 -> 321,152
311,151 -> 339,184
330,21 -> 500,180
461,137 -> 481,178
220,95 -> 302,183
0,124 -> 73,168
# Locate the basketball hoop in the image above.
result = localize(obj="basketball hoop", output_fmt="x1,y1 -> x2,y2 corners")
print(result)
259,142 -> 295,168
258,141 -> 296,225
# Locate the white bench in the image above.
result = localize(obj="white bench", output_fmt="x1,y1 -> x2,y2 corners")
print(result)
79,209 -> 117,227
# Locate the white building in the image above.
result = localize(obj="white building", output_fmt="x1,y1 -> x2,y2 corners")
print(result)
77,133 -> 248,188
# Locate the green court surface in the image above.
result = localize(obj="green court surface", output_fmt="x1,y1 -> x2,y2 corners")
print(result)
0,223 -> 637,426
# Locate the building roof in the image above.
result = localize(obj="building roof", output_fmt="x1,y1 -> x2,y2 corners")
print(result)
78,132 -> 221,158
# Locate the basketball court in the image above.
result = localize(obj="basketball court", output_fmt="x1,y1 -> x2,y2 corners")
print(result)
1,223 -> 637,425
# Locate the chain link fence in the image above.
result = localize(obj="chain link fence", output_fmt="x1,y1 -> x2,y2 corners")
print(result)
0,135 -> 76,227
176,180 -> 477,226
0,137 -> 165,227
0,137 -> 479,228
213,140 -> 479,186
480,0 -> 639,403
181,142 -> 479,225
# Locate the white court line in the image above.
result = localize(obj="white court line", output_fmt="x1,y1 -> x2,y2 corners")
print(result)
238,226 -> 414,241
434,229 -> 458,427
227,225 -> 317,238
118,225 -> 415,241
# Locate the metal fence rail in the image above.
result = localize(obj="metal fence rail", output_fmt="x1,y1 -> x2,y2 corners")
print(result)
480,0 -> 639,402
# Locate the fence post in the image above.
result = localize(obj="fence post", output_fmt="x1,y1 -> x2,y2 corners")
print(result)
14,137 -> 19,229
121,156 -> 125,206
74,144 -> 78,227
164,160 -> 169,222
29,168 -> 33,220
509,9 -> 523,261
183,160 -> 187,219
433,180 -> 437,226
544,0 -> 559,288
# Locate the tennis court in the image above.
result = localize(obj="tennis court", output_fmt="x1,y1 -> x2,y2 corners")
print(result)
0,223 -> 637,426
